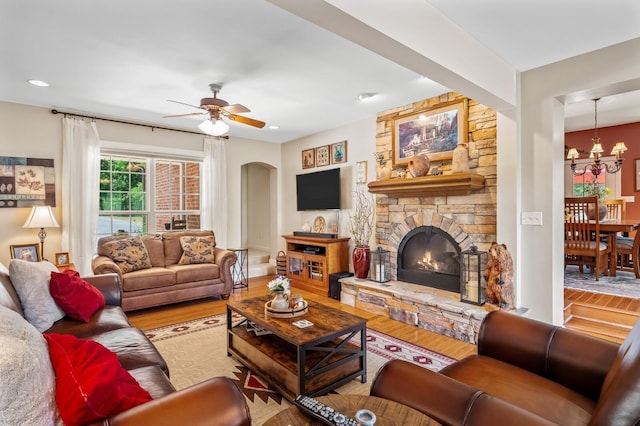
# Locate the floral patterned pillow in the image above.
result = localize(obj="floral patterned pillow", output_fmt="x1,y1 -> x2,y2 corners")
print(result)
103,236 -> 152,274
178,236 -> 216,265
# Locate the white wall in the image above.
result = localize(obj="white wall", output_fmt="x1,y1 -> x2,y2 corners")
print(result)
0,100 -> 281,266
519,38 -> 640,324
279,117 -> 376,264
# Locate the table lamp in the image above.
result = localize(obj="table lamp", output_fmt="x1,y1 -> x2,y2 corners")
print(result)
23,205 -> 60,261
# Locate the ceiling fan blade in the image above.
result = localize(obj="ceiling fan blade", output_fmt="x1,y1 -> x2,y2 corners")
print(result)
167,99 -> 204,110
227,114 -> 266,128
223,103 -> 250,114
163,112 -> 207,118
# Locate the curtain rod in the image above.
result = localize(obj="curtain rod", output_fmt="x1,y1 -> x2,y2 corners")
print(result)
50,109 -> 229,139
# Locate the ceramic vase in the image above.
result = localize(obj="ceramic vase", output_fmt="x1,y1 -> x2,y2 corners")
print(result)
587,203 -> 608,221
452,143 -> 470,173
353,245 -> 371,279
407,154 -> 430,177
271,291 -> 289,310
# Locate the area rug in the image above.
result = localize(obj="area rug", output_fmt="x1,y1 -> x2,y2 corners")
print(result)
146,314 -> 455,425
564,265 -> 640,299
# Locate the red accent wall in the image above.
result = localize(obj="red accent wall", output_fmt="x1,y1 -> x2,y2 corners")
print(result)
566,122 -> 640,219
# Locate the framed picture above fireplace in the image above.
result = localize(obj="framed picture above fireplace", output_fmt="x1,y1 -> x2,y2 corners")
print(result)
392,98 -> 468,166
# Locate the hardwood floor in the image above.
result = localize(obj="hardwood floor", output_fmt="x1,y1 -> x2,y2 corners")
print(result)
129,275 -> 640,359
128,275 -> 478,360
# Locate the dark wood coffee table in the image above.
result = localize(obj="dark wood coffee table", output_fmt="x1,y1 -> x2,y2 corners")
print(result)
263,395 -> 441,425
226,296 -> 367,401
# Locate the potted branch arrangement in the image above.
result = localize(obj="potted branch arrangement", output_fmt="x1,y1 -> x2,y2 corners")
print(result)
583,176 -> 612,221
348,185 -> 375,278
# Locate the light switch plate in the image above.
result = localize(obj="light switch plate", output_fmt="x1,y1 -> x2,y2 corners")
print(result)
521,211 -> 543,226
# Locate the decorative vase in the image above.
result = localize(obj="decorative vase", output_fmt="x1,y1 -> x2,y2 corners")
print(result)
271,291 -> 290,310
353,245 -> 371,279
587,202 -> 608,221
452,143 -> 470,173
407,154 -> 430,177
377,164 -> 392,180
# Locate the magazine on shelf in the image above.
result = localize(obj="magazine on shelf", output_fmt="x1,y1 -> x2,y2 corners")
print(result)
246,321 -> 273,336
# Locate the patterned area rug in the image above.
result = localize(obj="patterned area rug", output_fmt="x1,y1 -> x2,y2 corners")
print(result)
564,265 -> 640,299
146,314 -> 455,425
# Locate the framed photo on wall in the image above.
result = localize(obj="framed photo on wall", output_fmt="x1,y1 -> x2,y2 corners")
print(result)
356,161 -> 368,184
392,98 -> 468,166
331,140 -> 347,164
10,243 -> 40,262
316,145 -> 330,167
635,159 -> 640,191
302,148 -> 315,169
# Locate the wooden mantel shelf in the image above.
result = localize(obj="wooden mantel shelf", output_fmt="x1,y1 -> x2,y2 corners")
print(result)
367,172 -> 485,197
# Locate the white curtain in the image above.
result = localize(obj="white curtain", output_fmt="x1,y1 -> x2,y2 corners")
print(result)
62,117 -> 100,276
201,137 -> 228,247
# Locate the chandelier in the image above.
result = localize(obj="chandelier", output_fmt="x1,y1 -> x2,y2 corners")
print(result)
566,98 -> 627,177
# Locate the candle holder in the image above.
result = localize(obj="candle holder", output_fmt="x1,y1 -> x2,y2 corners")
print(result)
370,247 -> 390,283
460,244 -> 487,305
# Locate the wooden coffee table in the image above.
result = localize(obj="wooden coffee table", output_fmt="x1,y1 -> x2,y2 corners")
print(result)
263,395 -> 441,425
226,296 -> 367,401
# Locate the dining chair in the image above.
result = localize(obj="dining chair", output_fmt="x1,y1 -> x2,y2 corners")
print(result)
603,199 -> 626,221
616,232 -> 640,278
564,196 -> 611,280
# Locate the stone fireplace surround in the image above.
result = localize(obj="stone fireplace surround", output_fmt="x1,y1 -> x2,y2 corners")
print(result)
339,91 -> 498,344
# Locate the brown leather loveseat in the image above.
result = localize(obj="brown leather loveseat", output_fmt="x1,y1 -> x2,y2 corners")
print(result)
92,230 -> 236,311
371,310 -> 640,425
0,264 -> 251,426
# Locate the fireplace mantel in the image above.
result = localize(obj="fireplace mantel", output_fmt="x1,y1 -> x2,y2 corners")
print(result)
367,173 -> 485,197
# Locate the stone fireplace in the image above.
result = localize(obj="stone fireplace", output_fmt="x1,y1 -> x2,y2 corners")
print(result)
337,92 -> 498,343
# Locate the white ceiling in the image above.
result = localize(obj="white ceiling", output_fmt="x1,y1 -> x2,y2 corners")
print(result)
1,0 -> 639,143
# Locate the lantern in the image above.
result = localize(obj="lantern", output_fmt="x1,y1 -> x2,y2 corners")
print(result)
460,244 -> 487,305
370,247 -> 390,283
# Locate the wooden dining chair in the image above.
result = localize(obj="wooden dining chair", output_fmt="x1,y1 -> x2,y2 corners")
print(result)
616,232 -> 640,278
564,196 -> 611,281
603,199 -> 626,221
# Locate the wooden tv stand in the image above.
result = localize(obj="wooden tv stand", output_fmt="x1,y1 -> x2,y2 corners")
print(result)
282,234 -> 350,297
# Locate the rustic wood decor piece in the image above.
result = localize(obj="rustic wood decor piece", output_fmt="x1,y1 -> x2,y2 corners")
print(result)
367,172 -> 485,197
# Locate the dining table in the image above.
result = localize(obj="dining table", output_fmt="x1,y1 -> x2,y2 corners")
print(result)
598,219 -> 640,277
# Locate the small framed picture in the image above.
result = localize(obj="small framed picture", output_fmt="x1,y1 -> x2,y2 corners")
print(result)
10,243 -> 41,262
331,140 -> 347,164
302,148 -> 315,169
55,252 -> 70,267
316,145 -> 330,167
635,159 -> 640,192
356,161 -> 368,184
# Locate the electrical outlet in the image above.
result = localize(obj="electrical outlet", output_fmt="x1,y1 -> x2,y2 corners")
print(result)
521,211 -> 543,226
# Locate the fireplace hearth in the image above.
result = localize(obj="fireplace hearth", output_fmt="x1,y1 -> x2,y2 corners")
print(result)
397,226 -> 461,293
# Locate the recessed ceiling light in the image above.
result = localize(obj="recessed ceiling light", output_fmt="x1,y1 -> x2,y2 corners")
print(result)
28,79 -> 49,87
357,93 -> 376,101
269,125 -> 280,130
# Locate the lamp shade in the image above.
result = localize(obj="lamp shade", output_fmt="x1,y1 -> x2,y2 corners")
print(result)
198,119 -> 229,136
23,205 -> 60,229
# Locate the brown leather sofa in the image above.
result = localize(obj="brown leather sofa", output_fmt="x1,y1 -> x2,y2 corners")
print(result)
92,231 -> 237,311
371,310 -> 640,426
0,266 -> 251,426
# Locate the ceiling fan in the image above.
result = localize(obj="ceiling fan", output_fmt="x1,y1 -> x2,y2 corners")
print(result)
164,83 -> 266,136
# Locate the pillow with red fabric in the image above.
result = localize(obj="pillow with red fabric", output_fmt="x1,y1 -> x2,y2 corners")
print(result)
49,269 -> 106,322
44,333 -> 152,426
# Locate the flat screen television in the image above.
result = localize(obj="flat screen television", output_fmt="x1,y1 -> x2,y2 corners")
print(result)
296,168 -> 341,211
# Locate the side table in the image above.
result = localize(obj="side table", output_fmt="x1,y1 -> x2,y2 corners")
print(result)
230,248 -> 248,291
263,394 -> 440,426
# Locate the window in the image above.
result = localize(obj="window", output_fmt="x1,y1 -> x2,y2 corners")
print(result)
98,154 -> 201,238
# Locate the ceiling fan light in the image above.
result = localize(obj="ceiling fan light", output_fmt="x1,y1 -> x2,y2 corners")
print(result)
198,119 -> 229,136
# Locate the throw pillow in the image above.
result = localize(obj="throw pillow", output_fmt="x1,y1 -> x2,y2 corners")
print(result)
9,259 -> 65,332
50,269 -> 106,322
178,235 -> 216,265
44,333 -> 153,426
102,236 -> 152,274
0,306 -> 61,426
